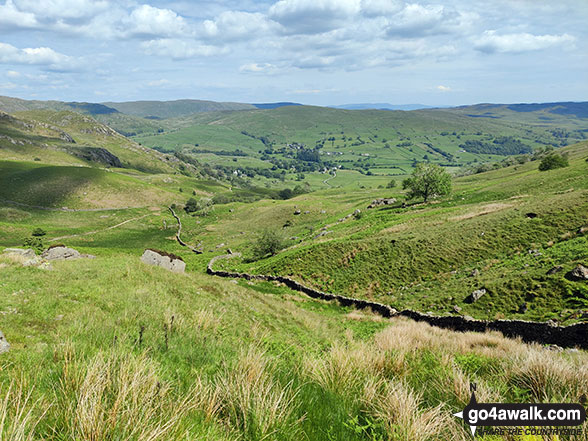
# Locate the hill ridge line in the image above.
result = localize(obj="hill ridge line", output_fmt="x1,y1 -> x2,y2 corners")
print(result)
207,252 -> 588,349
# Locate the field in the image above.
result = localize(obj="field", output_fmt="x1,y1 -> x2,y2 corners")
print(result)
1,98 -> 588,440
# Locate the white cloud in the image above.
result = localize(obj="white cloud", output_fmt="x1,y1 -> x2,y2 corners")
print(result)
239,62 -> 279,73
141,39 -> 224,59
12,0 -> 109,20
269,0 -> 361,34
437,85 -> 451,92
385,3 -> 476,38
6,69 -> 20,78
474,30 -> 576,53
360,0 -> 402,17
201,11 -> 273,41
146,79 -> 171,87
0,0 -> 37,29
0,42 -> 73,68
125,5 -> 191,38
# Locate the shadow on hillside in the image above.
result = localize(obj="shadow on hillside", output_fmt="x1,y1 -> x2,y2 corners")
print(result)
0,163 -> 103,208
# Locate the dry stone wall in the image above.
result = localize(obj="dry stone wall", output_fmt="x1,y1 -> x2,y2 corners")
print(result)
207,253 -> 588,349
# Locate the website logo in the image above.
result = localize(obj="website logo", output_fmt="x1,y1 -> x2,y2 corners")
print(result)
454,384 -> 586,436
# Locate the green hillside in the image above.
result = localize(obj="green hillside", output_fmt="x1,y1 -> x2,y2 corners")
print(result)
102,99 -> 256,118
132,105 -> 587,186
184,141 -> 588,324
1,101 -> 588,440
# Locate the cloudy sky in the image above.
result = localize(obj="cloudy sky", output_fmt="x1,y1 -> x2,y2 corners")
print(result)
0,0 -> 587,106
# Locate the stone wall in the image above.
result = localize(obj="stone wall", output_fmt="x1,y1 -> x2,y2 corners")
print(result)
207,253 -> 588,349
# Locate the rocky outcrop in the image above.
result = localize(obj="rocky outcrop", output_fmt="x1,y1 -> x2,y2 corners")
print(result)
567,264 -> 588,281
0,330 -> 9,354
41,246 -> 95,260
207,253 -> 588,349
3,248 -> 40,266
69,147 -> 122,168
141,249 -> 185,273
368,198 -> 397,209
466,288 -> 487,303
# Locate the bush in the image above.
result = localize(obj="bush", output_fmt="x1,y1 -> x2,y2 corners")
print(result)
386,180 -> 396,189
538,153 -> 569,171
31,227 -> 46,237
23,236 -> 44,253
252,230 -> 285,260
184,197 -> 212,215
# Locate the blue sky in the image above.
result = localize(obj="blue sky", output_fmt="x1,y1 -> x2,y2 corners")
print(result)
0,0 -> 587,106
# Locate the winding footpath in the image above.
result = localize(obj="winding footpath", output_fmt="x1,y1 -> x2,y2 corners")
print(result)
207,252 -> 588,349
48,214 -> 151,242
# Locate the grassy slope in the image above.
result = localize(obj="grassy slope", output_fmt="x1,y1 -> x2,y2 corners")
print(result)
102,99 -> 256,118
187,141 -> 588,323
1,253 -> 586,440
132,105 -> 586,182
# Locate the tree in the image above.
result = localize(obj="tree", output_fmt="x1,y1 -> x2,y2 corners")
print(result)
538,153 -> 569,171
386,179 -> 396,189
252,229 -> 285,260
402,163 -> 452,202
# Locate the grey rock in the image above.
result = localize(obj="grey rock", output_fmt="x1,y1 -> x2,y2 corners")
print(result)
567,264 -> 588,281
215,243 -> 226,249
528,249 -> 542,257
453,305 -> 462,313
466,288 -> 487,303
42,246 -> 94,260
294,209 -> 301,215
140,249 -> 185,273
470,269 -> 480,277
0,330 -> 9,354
367,198 -> 397,209
3,248 -> 36,259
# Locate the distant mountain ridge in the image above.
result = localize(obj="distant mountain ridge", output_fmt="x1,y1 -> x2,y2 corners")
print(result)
101,99 -> 256,119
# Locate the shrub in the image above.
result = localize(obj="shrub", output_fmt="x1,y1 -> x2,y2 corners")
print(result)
184,197 -> 212,215
252,229 -> 285,260
31,228 -> 46,237
23,236 -> 44,253
538,153 -> 569,171
386,179 -> 396,189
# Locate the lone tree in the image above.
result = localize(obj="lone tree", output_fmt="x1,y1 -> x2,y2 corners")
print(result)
402,163 -> 452,203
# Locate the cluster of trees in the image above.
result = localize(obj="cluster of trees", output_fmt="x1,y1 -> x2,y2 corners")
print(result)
459,136 -> 532,156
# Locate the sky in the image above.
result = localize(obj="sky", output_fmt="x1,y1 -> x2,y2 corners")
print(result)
0,0 -> 587,106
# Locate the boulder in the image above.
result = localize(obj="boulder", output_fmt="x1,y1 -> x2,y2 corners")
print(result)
0,330 -> 9,354
367,198 -> 397,209
567,264 -> 588,281
293,209 -> 301,215
141,249 -> 185,273
452,305 -> 462,313
3,248 -> 41,266
42,246 -> 95,260
466,288 -> 487,303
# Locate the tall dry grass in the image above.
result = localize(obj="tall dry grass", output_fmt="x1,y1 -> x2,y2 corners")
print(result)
58,349 -> 195,441
363,379 -> 467,441
0,380 -> 47,441
214,346 -> 302,441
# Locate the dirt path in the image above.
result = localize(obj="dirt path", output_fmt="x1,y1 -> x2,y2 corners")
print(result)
48,214 -> 151,242
0,198 -> 144,212
322,171 -> 336,187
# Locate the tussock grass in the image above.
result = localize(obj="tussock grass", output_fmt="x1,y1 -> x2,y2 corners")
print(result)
214,346 -> 303,441
56,348 -> 194,441
0,380 -> 47,441
363,379 -> 467,441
